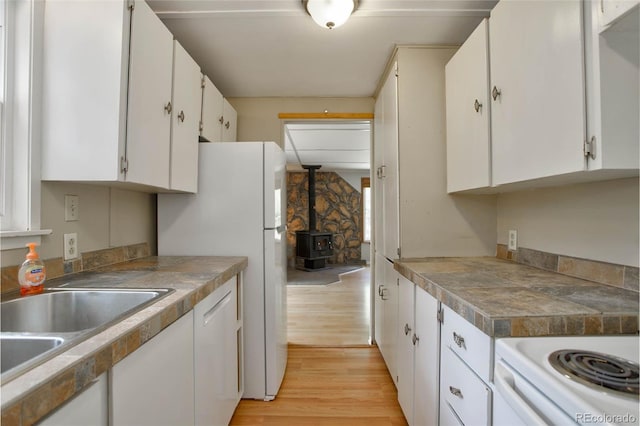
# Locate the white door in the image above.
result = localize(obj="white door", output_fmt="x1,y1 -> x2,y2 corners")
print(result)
490,0 -> 586,185
413,288 -> 439,426
446,18 -> 491,192
126,0 -> 173,188
222,98 -> 238,142
200,74 -> 224,142
381,64 -> 400,259
169,41 -> 201,193
396,276 -> 414,423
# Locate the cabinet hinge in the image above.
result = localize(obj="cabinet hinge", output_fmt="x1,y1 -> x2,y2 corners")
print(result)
120,156 -> 129,174
199,120 -> 204,132
437,307 -> 444,324
201,76 -> 206,89
127,0 -> 135,11
396,277 -> 399,286
584,136 -> 596,160
397,247 -> 401,257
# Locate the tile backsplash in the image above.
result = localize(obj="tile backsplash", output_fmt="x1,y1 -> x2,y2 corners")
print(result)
497,244 -> 639,293
1,243 -> 150,295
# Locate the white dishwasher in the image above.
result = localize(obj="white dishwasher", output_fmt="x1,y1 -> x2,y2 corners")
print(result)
194,275 -> 243,426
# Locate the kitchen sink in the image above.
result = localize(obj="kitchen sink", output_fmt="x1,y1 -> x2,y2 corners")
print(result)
1,288 -> 171,333
0,287 -> 173,383
1,335 -> 65,376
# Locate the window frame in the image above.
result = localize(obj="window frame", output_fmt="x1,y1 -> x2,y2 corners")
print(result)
0,0 -> 50,250
361,176 -> 371,243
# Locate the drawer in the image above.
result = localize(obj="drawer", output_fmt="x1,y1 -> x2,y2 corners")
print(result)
439,399 -> 464,426
441,346 -> 491,426
441,304 -> 492,381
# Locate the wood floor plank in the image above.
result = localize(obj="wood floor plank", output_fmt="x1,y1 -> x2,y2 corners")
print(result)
230,267 -> 408,425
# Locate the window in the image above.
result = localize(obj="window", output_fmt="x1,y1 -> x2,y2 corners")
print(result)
0,0 -> 50,249
361,177 -> 370,242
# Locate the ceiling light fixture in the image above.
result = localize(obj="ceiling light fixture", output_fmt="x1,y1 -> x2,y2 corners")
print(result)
302,0 -> 358,30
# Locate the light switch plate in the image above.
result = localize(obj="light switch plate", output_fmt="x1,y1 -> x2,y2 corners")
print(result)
65,195 -> 79,221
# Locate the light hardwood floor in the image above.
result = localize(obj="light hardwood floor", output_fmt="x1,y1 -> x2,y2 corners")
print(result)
229,267 -> 408,425
287,267 -> 372,346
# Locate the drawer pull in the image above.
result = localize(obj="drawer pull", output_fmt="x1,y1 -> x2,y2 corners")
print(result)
453,332 -> 466,349
449,386 -> 463,399
474,99 -> 482,112
412,333 -> 419,345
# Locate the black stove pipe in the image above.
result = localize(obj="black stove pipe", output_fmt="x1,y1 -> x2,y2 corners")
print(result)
302,165 -> 321,232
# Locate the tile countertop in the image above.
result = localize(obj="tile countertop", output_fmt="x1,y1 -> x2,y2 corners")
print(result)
395,257 -> 639,338
0,256 -> 248,425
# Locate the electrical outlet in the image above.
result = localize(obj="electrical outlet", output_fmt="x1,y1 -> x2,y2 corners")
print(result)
65,195 -> 79,221
508,229 -> 518,251
64,233 -> 78,260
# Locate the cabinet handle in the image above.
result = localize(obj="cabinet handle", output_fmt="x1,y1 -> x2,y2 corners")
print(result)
379,165 -> 386,179
178,111 -> 185,123
449,386 -> 463,398
404,323 -> 411,336
378,285 -> 383,296
412,333 -> 419,345
453,332 -> 466,349
218,115 -> 224,124
164,101 -> 172,114
474,99 -> 482,112
381,287 -> 389,300
225,121 -> 231,129
491,86 -> 501,101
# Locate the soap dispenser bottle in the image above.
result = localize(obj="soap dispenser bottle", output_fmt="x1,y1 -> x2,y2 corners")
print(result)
18,242 -> 46,296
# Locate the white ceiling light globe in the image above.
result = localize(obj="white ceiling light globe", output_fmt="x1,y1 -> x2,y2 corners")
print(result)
306,0 -> 355,29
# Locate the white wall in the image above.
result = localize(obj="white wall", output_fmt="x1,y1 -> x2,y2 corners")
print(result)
497,177 -> 639,267
2,182 -> 156,266
227,97 -> 375,149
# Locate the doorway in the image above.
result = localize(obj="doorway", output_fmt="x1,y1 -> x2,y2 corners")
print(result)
283,119 -> 373,346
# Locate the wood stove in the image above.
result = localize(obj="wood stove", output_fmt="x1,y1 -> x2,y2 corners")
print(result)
295,165 -> 334,270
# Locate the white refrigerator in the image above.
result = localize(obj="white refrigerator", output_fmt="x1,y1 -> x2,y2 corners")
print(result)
157,141 -> 287,401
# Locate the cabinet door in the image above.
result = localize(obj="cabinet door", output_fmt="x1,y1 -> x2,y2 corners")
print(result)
601,0 -> 640,27
39,373 -> 108,426
374,252 -> 385,348
413,288 -> 439,426
445,19 -> 491,193
200,75 -> 224,142
490,0 -> 586,185
222,98 -> 238,142
170,41 -> 201,193
111,312 -> 195,426
396,276 -> 414,423
126,0 -> 173,188
373,94 -> 385,255
381,257 -> 398,382
381,65 -> 400,260
195,278 -> 239,426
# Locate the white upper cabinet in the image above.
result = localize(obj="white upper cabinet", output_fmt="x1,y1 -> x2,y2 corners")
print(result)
200,75 -> 237,142
446,0 -> 639,193
490,0 -> 586,186
125,0 -> 174,189
446,19 -> 491,193
600,0 -> 640,28
200,74 -> 224,142
42,0 -> 202,193
585,1 -> 639,173
222,98 -> 238,142
169,41 -> 201,193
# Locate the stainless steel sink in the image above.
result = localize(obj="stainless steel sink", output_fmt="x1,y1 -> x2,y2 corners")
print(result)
1,288 -> 170,333
1,335 -> 65,376
0,287 -> 173,383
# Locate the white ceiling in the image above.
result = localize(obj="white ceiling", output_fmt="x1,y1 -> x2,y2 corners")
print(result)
284,121 -> 371,171
148,0 -> 498,170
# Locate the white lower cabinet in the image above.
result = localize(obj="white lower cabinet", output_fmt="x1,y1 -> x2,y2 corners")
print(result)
111,311 -> 195,426
38,373 -> 108,426
374,253 -> 398,382
396,275 -> 439,426
440,305 -> 493,426
194,276 -> 243,425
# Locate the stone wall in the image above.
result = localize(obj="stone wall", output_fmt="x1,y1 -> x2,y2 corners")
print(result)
287,171 -> 362,266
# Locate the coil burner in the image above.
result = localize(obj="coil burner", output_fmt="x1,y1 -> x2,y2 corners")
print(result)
549,350 -> 639,396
